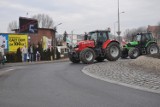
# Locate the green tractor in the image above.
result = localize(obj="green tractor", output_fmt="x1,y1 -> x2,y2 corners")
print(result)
121,32 -> 159,59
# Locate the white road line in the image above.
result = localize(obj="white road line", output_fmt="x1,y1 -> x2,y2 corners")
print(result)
0,69 -> 14,75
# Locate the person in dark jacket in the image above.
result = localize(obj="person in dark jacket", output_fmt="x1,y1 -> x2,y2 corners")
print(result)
35,45 -> 41,61
28,45 -> 34,62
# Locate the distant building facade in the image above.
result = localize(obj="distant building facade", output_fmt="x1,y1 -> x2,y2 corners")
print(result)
13,28 -> 56,47
147,25 -> 160,39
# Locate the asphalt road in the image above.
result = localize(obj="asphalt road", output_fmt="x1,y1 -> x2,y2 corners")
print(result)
0,61 -> 160,107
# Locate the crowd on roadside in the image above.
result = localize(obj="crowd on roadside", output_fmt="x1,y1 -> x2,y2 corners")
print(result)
0,44 -> 41,64
21,44 -> 41,62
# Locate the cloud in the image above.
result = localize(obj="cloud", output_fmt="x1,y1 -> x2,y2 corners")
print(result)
0,0 -> 160,34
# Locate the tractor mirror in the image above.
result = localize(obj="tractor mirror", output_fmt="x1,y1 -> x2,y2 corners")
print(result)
153,38 -> 157,42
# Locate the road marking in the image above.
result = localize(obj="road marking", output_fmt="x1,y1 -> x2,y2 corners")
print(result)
0,68 -> 14,76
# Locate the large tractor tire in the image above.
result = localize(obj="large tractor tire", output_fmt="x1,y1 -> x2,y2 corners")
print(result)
68,54 -> 80,63
121,48 -> 128,59
80,48 -> 96,64
95,57 -> 105,62
105,42 -> 121,61
147,44 -> 159,54
128,47 -> 140,59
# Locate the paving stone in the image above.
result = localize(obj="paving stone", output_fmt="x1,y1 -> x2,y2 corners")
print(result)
82,56 -> 160,93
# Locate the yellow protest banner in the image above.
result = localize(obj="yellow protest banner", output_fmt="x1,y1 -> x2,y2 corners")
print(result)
8,34 -> 28,52
42,36 -> 47,50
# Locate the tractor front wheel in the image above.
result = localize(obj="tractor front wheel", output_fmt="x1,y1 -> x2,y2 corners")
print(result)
68,54 -> 80,63
80,48 -> 95,64
105,42 -> 121,61
128,48 -> 140,59
121,48 -> 128,59
147,44 -> 159,54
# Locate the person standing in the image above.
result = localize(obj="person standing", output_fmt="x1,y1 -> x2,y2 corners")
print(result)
28,45 -> 34,62
0,45 -> 5,65
21,45 -> 28,62
35,45 -> 41,61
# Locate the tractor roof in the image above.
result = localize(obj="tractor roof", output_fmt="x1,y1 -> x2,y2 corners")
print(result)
89,30 -> 110,33
137,32 -> 152,35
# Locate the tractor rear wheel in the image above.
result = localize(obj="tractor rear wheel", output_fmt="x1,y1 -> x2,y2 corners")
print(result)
147,44 -> 159,54
105,42 -> 121,61
80,48 -> 95,64
128,47 -> 140,59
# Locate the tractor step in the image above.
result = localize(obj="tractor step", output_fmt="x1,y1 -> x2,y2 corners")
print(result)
141,48 -> 146,54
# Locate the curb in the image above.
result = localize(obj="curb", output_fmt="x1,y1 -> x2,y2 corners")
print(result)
0,58 -> 69,68
82,69 -> 160,94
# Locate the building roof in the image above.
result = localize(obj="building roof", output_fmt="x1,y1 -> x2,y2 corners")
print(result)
147,25 -> 160,32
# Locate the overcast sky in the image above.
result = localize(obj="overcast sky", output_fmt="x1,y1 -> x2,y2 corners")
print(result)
0,0 -> 160,35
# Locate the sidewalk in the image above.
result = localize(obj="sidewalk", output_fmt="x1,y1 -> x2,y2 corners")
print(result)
0,58 -> 69,68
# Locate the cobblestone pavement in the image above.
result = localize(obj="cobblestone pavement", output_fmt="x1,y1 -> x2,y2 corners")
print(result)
82,56 -> 160,93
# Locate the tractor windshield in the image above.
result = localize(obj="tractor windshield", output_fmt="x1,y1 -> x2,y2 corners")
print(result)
133,35 -> 141,42
88,32 -> 97,41
88,31 -> 108,42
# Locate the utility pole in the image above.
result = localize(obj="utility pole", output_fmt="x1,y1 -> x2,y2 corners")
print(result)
53,23 -> 62,59
117,0 -> 121,42
117,0 -> 125,43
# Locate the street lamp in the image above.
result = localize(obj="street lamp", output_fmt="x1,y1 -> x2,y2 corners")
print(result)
71,30 -> 74,44
54,23 -> 62,30
53,23 -> 62,59
114,21 -> 118,36
117,0 -> 125,42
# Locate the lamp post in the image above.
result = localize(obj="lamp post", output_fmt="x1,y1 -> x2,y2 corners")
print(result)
114,21 -> 118,36
71,30 -> 74,44
53,23 -> 62,59
117,0 -> 120,42
117,0 -> 125,42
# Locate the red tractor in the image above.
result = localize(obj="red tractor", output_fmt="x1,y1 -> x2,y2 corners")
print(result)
68,30 -> 121,64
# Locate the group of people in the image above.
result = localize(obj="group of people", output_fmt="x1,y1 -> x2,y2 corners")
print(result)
21,44 -> 41,62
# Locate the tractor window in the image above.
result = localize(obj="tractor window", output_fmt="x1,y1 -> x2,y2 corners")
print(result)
145,33 -> 152,41
98,32 -> 108,42
89,32 -> 97,41
141,33 -> 152,42
134,35 -> 141,42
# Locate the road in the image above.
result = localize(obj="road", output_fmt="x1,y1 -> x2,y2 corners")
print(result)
0,61 -> 160,107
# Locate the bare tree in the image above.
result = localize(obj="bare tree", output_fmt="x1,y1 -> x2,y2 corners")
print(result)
7,20 -> 18,33
137,26 -> 147,33
32,14 -> 54,28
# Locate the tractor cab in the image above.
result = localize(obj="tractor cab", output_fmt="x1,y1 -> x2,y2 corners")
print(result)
132,33 -> 154,47
88,30 -> 110,47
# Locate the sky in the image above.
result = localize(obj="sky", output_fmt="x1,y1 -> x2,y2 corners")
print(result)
0,0 -> 160,35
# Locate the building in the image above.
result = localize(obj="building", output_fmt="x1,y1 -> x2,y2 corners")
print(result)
147,25 -> 160,39
66,34 -> 84,44
13,28 -> 56,48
